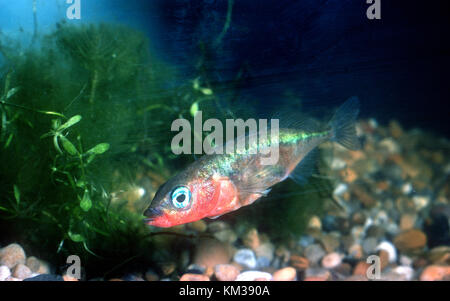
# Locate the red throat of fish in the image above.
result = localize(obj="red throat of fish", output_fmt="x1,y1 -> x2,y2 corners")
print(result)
146,175 -> 240,228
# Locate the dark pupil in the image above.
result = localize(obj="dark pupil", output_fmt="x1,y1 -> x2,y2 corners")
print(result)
176,194 -> 186,203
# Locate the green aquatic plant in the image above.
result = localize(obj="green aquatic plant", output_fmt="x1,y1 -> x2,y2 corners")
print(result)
0,22 -> 171,276
0,12 -> 328,277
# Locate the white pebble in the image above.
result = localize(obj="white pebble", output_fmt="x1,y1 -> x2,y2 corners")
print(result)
233,249 -> 257,269
0,265 -> 11,281
333,183 -> 348,196
235,271 -> 272,281
402,183 -> 413,195
368,118 -> 378,129
376,241 -> 397,263
374,210 -> 389,225
399,255 -> 413,267
392,266 -> 414,281
379,138 -> 400,154
412,195 -> 429,211
321,253 -> 343,269
331,158 -> 346,170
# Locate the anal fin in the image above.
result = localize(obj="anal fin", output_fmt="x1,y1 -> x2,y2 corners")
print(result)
289,148 -> 319,185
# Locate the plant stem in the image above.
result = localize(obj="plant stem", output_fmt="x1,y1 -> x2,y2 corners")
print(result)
88,69 -> 99,104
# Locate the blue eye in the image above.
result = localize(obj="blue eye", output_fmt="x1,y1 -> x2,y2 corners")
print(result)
171,186 -> 191,209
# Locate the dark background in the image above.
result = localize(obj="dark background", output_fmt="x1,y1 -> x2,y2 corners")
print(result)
134,0 -> 449,136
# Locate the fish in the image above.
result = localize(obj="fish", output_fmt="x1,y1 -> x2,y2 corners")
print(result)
144,97 -> 361,227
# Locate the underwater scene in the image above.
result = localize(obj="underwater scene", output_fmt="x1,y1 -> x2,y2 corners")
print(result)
0,0 -> 449,284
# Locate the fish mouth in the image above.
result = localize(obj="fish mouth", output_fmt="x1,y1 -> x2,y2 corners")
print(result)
143,207 -> 163,219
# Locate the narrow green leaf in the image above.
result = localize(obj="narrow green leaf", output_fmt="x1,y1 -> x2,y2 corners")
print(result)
86,143 -> 110,155
57,239 -> 65,253
58,115 -> 81,131
4,133 -> 13,148
37,110 -> 66,118
13,185 -> 20,205
60,136 -> 78,155
53,135 -> 63,154
0,205 -> 10,212
6,87 -> 20,99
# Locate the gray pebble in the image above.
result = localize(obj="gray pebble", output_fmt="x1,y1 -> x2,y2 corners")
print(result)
303,244 -> 326,265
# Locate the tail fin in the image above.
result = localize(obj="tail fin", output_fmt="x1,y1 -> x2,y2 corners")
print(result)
329,96 -> 361,150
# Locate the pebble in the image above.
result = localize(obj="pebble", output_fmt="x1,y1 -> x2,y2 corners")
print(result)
333,263 -> 352,277
272,267 -> 296,281
351,212 -> 367,226
207,221 -> 230,233
351,226 -> 365,243
303,244 -> 326,265
0,265 -> 11,281
365,225 -> 386,239
186,264 -> 206,275
333,183 -> 349,200
179,273 -> 210,281
401,183 -> 413,195
379,138 -> 400,154
400,213 -> 417,231
233,249 -> 257,269
352,186 -> 376,208
307,216 -> 322,231
63,275 -> 79,281
321,252 -> 343,269
144,269 -> 159,281
320,233 -> 340,253
378,250 -> 390,270
399,255 -> 413,266
353,261 -> 370,277
298,235 -> 315,248
255,242 -> 274,263
393,229 -> 427,252
25,256 -> 40,273
25,256 -> 50,274
193,238 -> 232,269
341,167 -> 357,183
390,266 -> 415,281
213,229 -> 237,244
344,275 -> 368,281
187,220 -> 207,232
375,241 -> 397,263
412,195 -> 430,211
0,243 -> 26,269
12,264 -> 32,280
274,245 -> 290,265
242,228 -> 260,250
428,246 -> 450,264
362,237 -> 378,255
389,120 -> 403,138
160,262 -> 176,276
214,264 -> 240,281
304,268 -> 330,281
235,271 -> 272,281
331,157 -> 348,170
420,265 -> 450,281
289,255 -> 309,270
348,244 -> 363,259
